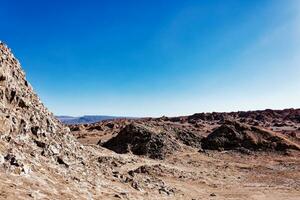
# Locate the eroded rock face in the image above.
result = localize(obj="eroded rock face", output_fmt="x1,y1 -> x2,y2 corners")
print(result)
0,42 -> 67,136
202,120 -> 300,151
0,42 -> 78,173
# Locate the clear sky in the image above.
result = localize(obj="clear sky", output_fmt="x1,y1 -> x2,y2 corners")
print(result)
1,0 -> 299,117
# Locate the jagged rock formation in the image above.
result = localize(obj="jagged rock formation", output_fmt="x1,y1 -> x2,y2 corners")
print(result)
202,120 -> 300,151
0,43 -> 65,135
0,41 -> 79,173
0,42 -> 109,199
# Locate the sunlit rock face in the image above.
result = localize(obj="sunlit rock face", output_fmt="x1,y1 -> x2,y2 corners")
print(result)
0,41 -> 65,137
0,42 -> 78,175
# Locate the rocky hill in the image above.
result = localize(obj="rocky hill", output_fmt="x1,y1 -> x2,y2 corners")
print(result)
1,42 -> 300,199
0,42 -> 103,198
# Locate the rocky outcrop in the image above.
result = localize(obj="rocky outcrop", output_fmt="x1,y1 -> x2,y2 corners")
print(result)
102,122 -> 203,159
202,120 -> 300,151
0,42 -> 66,136
0,42 -> 90,184
103,123 -> 181,159
173,127 -> 203,148
0,42 -> 69,174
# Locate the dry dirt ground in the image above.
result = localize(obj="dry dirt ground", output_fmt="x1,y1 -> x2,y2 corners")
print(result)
1,145 -> 299,200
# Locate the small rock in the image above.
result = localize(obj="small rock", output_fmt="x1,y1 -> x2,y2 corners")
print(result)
22,165 -> 31,175
114,194 -> 122,199
49,145 -> 60,155
0,154 -> 4,165
210,193 -> 216,197
57,157 -> 69,168
131,181 -> 142,191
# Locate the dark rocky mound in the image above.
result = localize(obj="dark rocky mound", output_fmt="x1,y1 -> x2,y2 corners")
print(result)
172,127 -> 203,148
202,120 -> 300,152
103,123 -> 181,159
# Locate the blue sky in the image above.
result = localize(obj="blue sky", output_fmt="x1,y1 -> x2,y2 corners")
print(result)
1,0 -> 300,117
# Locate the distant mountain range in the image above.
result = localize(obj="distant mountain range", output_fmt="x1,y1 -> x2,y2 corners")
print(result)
56,115 -> 130,125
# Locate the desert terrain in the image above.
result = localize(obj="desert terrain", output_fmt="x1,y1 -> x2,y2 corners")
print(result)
68,110 -> 300,200
0,42 -> 299,199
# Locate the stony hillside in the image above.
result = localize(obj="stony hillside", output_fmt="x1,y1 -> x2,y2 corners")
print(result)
0,41 -> 71,169
0,42 -> 102,198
